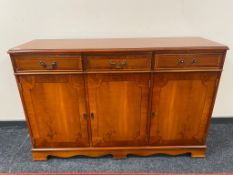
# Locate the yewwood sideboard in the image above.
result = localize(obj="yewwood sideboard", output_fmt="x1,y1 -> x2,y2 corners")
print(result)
8,37 -> 228,160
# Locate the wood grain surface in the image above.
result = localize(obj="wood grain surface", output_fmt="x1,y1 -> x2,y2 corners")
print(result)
8,37 -> 228,53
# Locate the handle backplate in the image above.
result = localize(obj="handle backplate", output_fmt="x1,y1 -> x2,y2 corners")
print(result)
192,58 -> 198,64
39,61 -> 47,68
178,58 -> 185,64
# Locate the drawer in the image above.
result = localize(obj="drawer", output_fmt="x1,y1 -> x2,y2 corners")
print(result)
86,53 -> 152,71
14,55 -> 82,72
155,54 -> 223,69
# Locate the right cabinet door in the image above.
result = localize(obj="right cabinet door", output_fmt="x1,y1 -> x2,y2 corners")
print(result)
149,72 -> 219,146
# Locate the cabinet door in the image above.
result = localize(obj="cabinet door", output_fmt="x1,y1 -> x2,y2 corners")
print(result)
19,75 -> 89,148
149,72 -> 219,146
87,74 -> 150,146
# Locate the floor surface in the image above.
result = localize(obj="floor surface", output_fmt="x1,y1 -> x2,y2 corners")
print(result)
0,123 -> 232,173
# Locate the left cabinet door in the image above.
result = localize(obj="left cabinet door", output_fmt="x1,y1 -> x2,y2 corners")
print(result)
19,75 -> 89,148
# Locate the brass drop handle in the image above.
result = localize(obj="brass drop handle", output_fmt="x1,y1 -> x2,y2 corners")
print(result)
109,60 -> 116,66
192,58 -> 197,64
178,59 -> 185,64
51,61 -> 57,69
109,60 -> 121,69
39,61 -> 57,69
39,61 -> 47,68
90,112 -> 94,120
109,60 -> 127,69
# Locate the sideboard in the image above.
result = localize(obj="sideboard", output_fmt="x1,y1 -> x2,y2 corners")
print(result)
8,37 -> 228,160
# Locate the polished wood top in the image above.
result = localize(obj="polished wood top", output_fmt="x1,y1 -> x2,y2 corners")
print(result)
8,37 -> 228,54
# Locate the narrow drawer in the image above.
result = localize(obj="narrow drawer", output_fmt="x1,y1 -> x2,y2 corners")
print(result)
86,53 -> 152,71
155,54 -> 223,69
14,54 -> 82,72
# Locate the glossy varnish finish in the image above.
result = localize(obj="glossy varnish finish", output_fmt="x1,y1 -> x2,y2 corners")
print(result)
149,72 -> 219,146
9,37 -> 228,53
8,38 -> 228,160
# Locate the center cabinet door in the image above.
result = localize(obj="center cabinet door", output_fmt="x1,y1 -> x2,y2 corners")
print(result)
87,73 -> 150,147
19,75 -> 89,148
149,72 -> 219,146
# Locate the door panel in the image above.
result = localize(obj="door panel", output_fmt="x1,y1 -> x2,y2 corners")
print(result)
149,72 -> 219,146
19,75 -> 89,148
87,74 -> 150,147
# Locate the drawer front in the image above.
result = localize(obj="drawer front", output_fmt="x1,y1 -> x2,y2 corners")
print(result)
14,55 -> 82,72
155,54 -> 223,69
86,53 -> 152,71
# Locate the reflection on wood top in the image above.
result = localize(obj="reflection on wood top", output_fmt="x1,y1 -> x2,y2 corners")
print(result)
8,37 -> 229,53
